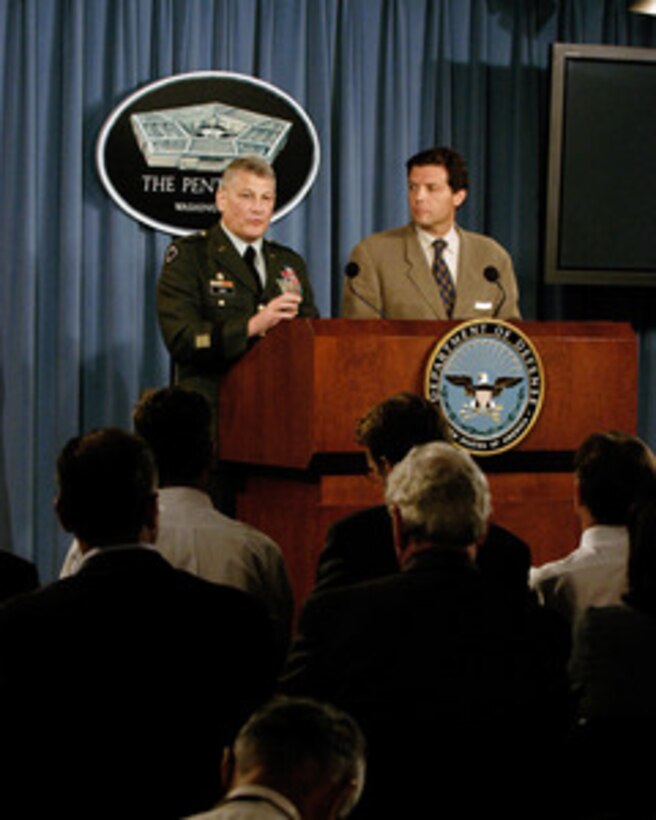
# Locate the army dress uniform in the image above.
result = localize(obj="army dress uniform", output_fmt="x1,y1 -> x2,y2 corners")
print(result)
157,224 -> 319,413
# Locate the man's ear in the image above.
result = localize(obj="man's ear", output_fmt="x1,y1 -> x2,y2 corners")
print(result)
327,764 -> 365,820
139,492 -> 159,545
475,519 -> 490,550
327,781 -> 358,820
215,185 -> 226,214
55,495 -> 73,533
365,450 -> 389,485
220,746 -> 236,793
377,456 -> 393,481
389,504 -> 407,563
454,188 -> 467,209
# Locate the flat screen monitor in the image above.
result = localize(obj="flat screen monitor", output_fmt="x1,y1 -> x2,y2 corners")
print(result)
546,43 -> 656,286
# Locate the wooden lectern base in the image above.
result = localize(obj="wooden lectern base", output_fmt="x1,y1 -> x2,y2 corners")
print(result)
218,319 -> 636,612
230,467 -> 578,612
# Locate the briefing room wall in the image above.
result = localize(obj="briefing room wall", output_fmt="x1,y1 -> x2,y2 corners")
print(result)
0,0 -> 655,580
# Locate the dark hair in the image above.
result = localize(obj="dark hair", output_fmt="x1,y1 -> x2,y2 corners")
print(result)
356,392 -> 451,469
574,431 -> 656,525
132,387 -> 213,487
234,696 -> 365,793
625,498 -> 656,614
406,146 -> 469,192
56,428 -> 156,546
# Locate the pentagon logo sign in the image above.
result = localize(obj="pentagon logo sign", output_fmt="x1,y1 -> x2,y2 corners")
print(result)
425,320 -> 545,456
96,71 -> 320,236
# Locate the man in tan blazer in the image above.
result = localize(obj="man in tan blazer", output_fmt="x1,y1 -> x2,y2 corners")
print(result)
342,147 -> 521,321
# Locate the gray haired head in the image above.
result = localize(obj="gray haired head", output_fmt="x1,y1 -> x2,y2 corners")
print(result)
385,441 -> 490,549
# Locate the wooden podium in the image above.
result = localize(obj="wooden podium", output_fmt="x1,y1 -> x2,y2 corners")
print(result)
217,319 -> 637,608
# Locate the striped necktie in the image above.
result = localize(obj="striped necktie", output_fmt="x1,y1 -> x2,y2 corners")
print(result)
432,238 -> 455,318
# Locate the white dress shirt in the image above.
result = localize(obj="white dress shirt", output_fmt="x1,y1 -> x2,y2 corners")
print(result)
186,784 -> 301,820
529,525 -> 629,626
221,221 -> 266,287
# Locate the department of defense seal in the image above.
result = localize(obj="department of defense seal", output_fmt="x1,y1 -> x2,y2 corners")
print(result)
425,320 -> 545,456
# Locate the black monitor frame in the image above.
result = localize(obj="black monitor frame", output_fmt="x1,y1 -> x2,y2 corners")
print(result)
546,42 -> 656,287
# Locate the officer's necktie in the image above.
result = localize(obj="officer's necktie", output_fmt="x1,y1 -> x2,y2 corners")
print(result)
432,238 -> 455,318
243,245 -> 263,297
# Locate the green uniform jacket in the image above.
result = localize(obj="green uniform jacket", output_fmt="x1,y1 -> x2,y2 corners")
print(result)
157,223 -> 319,410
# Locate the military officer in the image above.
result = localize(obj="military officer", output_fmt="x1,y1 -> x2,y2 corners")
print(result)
157,155 -> 319,414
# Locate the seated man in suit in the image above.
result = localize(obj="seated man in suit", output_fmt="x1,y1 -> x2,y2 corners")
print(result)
342,146 -> 520,320
61,387 -> 293,668
0,428 -> 275,819
530,430 -> 656,627
189,697 -> 366,820
314,391 -> 529,593
283,443 -> 570,818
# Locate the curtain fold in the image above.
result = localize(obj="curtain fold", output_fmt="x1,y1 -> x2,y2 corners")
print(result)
1,0 -> 655,578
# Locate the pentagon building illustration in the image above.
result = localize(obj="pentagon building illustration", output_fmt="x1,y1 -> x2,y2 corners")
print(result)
130,102 -> 292,172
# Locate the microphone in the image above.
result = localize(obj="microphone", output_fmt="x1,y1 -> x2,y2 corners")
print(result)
345,262 -> 386,319
483,266 -> 506,318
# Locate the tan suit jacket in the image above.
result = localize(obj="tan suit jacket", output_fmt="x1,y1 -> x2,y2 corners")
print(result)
341,223 -> 521,320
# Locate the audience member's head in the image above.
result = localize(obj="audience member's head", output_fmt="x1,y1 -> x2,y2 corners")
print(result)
355,392 -> 450,478
55,428 -> 157,549
625,497 -> 656,614
132,386 -> 213,488
574,432 -> 656,526
226,696 -> 366,820
385,442 -> 490,556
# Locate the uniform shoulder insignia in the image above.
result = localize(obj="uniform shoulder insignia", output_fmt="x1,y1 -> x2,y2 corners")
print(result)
165,231 -> 208,264
164,244 -> 179,264
178,230 -> 208,243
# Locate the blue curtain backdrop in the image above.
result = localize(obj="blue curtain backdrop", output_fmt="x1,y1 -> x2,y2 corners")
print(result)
1,0 -> 655,580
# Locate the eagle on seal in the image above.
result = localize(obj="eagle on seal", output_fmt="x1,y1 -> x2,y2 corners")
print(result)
445,371 -> 522,412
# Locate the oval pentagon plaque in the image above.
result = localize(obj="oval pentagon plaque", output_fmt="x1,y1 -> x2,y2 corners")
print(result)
96,71 -> 320,235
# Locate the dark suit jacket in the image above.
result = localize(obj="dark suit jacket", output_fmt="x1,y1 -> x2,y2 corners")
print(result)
570,604 -> 656,721
157,223 -> 319,411
566,605 -> 656,816
313,505 -> 398,592
0,547 -> 276,819
342,223 -> 521,320
286,547 -> 570,818
313,503 -> 532,593
0,550 -> 39,602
